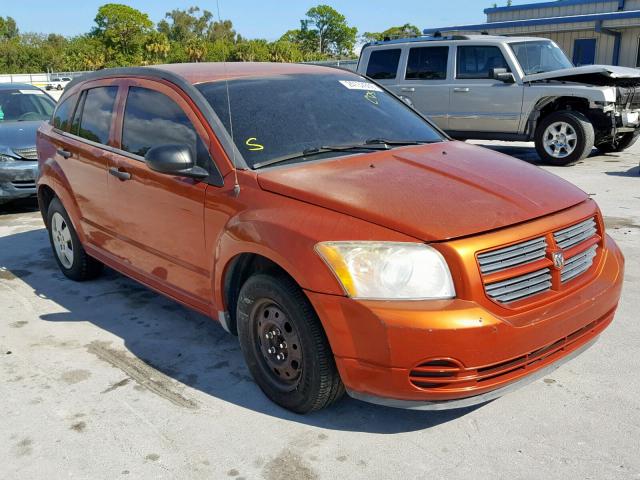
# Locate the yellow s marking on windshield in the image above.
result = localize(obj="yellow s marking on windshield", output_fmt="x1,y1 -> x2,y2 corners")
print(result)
245,137 -> 264,151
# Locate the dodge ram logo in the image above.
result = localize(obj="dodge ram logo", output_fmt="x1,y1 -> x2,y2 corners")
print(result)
552,251 -> 565,270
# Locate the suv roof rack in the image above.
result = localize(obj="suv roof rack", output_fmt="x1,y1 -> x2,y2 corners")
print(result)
364,34 -> 472,48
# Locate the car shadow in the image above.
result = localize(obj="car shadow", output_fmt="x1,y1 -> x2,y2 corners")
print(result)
0,197 -> 39,215
605,165 -> 640,177
0,227 -> 483,433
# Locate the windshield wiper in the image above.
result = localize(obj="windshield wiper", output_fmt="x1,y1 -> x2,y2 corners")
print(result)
252,143 -> 389,170
365,138 -> 440,147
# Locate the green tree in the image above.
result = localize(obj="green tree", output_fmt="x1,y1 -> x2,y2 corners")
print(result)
185,37 -> 207,62
158,6 -> 213,42
144,31 -> 170,64
362,23 -> 421,43
92,3 -> 153,63
302,5 -> 357,56
0,16 -> 19,39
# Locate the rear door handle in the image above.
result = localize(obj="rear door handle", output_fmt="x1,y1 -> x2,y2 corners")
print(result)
56,148 -> 72,159
400,87 -> 416,92
109,167 -> 131,181
454,87 -> 471,93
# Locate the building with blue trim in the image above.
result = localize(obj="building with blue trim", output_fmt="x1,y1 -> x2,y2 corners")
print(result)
424,0 -> 640,67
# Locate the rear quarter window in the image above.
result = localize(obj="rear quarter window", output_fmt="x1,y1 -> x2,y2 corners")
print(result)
366,49 -> 401,80
51,93 -> 78,131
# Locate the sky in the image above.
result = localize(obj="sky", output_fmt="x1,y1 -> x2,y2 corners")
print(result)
4,0 -> 550,40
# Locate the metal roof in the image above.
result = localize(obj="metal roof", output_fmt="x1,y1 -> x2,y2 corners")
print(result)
424,8 -> 640,34
483,0 -> 623,15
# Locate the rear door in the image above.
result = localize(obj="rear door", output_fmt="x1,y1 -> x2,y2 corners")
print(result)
107,79 -> 218,308
50,81 -> 120,243
398,45 -> 451,130
448,44 -> 524,133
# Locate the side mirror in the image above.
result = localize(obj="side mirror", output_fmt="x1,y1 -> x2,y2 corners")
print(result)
144,144 -> 209,179
491,68 -> 516,84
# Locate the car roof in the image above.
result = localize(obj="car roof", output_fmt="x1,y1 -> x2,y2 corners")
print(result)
71,62 -> 348,87
365,34 -> 547,47
0,82 -> 40,91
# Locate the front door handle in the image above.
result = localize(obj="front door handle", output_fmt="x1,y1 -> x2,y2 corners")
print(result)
454,87 -> 471,93
56,148 -> 72,159
400,87 -> 416,92
109,167 -> 131,181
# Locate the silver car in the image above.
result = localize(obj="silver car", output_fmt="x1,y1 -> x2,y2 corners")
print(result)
357,35 -> 640,165
0,83 -> 56,205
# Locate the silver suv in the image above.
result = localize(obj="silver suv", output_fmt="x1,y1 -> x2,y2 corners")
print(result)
357,35 -> 640,165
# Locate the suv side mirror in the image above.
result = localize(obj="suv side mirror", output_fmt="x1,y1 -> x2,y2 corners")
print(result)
144,144 -> 209,179
491,68 -> 516,84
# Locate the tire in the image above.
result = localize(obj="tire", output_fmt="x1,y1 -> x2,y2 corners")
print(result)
46,197 -> 103,281
534,111 -> 595,166
236,273 -> 344,413
56,85 -> 62,90
596,131 -> 640,153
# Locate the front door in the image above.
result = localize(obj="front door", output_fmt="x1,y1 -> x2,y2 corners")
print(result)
106,81 -> 214,307
448,45 -> 524,134
573,38 -> 597,66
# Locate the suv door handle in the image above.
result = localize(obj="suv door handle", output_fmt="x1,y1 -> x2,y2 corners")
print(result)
109,167 -> 131,181
400,87 -> 415,92
57,148 -> 72,159
454,88 -> 471,93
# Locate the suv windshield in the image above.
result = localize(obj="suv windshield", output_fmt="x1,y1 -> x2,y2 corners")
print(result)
196,72 -> 444,169
509,40 -> 574,75
0,89 -> 56,122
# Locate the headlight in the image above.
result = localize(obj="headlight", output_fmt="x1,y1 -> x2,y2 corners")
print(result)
315,242 -> 455,300
0,153 -> 18,162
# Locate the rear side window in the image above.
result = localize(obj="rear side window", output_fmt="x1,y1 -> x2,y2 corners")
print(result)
76,86 -> 118,145
121,87 -> 212,169
457,46 -> 511,79
406,47 -> 449,80
51,93 -> 77,131
366,49 -> 401,80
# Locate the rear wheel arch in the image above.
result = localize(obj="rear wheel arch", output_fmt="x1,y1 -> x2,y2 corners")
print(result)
37,184 -> 56,227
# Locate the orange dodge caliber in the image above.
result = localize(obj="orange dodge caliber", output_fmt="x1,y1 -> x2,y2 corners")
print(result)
36,63 -> 624,413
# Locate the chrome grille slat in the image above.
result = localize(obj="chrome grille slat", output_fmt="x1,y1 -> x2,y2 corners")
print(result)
12,146 -> 38,160
561,246 -> 597,283
486,270 -> 552,299
554,218 -> 597,249
478,237 -> 547,274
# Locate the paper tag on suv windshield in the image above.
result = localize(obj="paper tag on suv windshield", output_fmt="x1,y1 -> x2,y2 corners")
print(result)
339,80 -> 382,92
18,89 -> 44,95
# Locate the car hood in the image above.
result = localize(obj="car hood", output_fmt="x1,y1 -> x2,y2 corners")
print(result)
0,121 -> 42,151
523,65 -> 640,87
257,141 -> 588,242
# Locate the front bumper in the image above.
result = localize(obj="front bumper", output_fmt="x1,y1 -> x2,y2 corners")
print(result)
0,160 -> 38,204
306,234 -> 624,409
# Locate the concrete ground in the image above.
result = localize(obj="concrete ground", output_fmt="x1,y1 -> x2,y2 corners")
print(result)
1,142 -> 638,480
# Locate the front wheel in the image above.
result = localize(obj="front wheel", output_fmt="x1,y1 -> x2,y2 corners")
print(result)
534,111 -> 595,166
236,273 -> 344,413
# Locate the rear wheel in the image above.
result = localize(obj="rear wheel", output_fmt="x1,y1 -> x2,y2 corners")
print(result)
47,198 -> 103,281
535,111 -> 594,166
236,273 -> 344,413
596,131 -> 640,153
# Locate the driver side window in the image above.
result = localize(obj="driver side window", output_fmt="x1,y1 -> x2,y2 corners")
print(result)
457,46 -> 511,79
121,87 -> 211,169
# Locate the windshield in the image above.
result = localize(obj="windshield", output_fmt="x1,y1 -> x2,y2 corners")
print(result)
196,72 -> 444,169
509,40 -> 573,75
0,89 -> 56,122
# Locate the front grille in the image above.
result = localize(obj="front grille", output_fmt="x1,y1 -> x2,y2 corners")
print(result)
561,245 -> 597,283
409,310 -> 611,392
554,217 -> 597,249
11,180 -> 36,189
477,237 -> 548,274
617,86 -> 640,110
12,146 -> 38,160
485,268 -> 552,303
478,216 -> 600,305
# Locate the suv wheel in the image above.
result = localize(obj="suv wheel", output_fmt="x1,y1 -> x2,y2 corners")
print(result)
596,131 -> 640,154
236,273 -> 344,413
535,111 -> 594,166
47,198 -> 103,281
